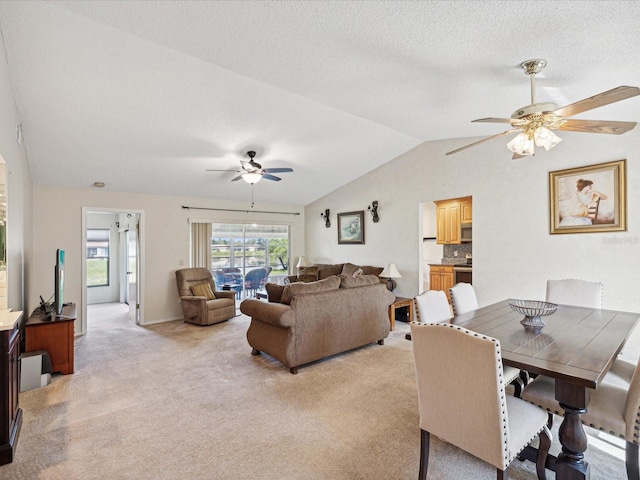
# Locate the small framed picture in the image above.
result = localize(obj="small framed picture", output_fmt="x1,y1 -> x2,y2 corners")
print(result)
549,159 -> 626,234
337,211 -> 365,244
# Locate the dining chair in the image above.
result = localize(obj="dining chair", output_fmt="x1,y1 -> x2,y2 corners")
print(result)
545,279 -> 603,308
410,322 -> 550,480
449,282 -> 479,315
414,290 -> 452,323
521,356 -> 640,480
448,283 -> 525,396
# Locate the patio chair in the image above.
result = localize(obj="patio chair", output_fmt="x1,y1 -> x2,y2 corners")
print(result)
244,267 -> 270,298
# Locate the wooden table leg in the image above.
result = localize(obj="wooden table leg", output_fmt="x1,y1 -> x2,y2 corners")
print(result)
555,381 -> 591,480
388,306 -> 395,331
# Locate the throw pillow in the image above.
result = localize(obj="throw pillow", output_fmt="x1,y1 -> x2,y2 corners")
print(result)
281,276 -> 341,305
338,274 -> 380,289
265,283 -> 286,303
298,265 -> 320,282
190,282 -> 215,300
341,262 -> 361,276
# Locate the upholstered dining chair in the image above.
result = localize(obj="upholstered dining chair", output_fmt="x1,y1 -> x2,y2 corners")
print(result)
545,279 -> 603,308
414,290 -> 452,323
448,283 -> 525,396
521,355 -> 640,480
449,282 -> 479,315
410,322 -> 550,480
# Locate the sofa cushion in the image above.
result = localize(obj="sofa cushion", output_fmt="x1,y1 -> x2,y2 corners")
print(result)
281,276 -> 341,305
341,262 -> 362,276
338,274 -> 380,289
190,282 -> 215,300
316,263 -> 344,279
297,265 -> 320,283
361,265 -> 384,276
265,283 -> 286,303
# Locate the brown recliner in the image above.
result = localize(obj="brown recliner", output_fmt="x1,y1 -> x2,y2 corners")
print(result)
175,268 -> 236,326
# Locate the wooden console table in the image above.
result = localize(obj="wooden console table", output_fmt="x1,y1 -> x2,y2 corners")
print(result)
389,297 -> 413,331
25,304 -> 76,375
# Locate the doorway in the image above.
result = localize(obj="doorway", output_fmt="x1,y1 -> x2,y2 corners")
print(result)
81,207 -> 144,335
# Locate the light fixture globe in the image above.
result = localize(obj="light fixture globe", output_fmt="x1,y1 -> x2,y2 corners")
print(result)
242,172 -> 262,184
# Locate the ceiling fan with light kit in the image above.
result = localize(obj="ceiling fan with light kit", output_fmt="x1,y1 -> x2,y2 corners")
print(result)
206,150 -> 293,184
446,59 -> 640,158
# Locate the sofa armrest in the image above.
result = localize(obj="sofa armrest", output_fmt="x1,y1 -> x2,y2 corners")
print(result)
214,290 -> 236,300
240,299 -> 295,328
180,296 -> 207,322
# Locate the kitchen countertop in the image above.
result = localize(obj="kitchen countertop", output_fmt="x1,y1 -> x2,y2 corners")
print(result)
0,310 -> 23,331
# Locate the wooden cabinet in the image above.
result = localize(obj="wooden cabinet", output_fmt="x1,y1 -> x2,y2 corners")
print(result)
435,196 -> 471,245
461,197 -> 473,224
429,265 -> 454,302
0,311 -> 23,466
26,304 -> 76,375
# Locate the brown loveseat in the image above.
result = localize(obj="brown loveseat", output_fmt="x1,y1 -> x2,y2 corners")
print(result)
285,262 -> 384,284
240,274 -> 394,373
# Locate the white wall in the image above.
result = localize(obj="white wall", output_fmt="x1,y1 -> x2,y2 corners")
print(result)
305,130 -> 640,312
0,32 -> 32,314
31,185 -> 305,331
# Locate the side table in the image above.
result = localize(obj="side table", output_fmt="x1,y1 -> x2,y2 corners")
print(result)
389,297 -> 413,331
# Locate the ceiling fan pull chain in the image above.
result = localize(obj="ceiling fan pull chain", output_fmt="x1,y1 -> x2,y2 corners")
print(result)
251,185 -> 255,209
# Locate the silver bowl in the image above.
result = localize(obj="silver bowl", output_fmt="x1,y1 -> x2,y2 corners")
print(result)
509,300 -> 558,329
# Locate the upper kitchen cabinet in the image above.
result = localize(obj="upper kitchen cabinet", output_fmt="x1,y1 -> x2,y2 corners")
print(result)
435,196 -> 472,245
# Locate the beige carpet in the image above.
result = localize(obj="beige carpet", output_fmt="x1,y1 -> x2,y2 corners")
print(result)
4,303 -> 626,479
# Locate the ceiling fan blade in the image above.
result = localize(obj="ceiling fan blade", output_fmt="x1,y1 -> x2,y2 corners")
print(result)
558,119 -> 637,135
445,129 -> 521,156
472,117 -> 520,124
263,167 -> 293,173
231,175 -> 244,182
553,86 -> 640,118
261,174 -> 282,182
206,169 -> 239,172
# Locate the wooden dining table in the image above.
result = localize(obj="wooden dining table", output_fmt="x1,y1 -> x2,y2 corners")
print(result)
450,299 -> 640,480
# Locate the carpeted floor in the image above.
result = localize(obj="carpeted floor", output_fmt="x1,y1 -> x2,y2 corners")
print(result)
3,303 -> 627,479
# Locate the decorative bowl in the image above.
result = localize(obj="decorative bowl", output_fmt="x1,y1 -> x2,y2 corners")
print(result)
509,300 -> 558,328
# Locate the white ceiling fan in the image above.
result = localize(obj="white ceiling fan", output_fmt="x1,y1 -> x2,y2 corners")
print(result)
446,59 -> 640,158
206,151 -> 293,184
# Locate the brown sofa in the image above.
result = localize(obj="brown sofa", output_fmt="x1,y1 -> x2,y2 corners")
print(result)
240,274 -> 394,373
175,268 -> 236,326
285,262 -> 384,284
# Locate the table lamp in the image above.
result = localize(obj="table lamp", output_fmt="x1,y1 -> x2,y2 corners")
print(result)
380,263 -> 401,291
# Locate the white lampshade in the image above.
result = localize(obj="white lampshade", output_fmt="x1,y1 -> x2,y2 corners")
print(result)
534,126 -> 563,151
380,263 -> 401,278
507,132 -> 535,156
242,173 -> 262,184
296,256 -> 308,268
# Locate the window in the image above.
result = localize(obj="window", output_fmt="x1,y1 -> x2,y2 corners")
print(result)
87,229 -> 110,287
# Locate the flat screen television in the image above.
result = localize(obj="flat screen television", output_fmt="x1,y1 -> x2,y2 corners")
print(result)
54,249 -> 65,315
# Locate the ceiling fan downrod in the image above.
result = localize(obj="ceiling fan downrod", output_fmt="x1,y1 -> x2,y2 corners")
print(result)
520,59 -> 546,106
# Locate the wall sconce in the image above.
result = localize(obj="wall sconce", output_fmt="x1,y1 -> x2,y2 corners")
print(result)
368,201 -> 379,223
321,209 -> 330,228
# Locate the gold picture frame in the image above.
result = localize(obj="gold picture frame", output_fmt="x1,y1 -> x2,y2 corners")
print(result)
549,159 -> 626,234
337,211 -> 365,244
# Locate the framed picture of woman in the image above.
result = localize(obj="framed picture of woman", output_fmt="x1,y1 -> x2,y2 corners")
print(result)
337,211 -> 365,244
549,159 -> 626,234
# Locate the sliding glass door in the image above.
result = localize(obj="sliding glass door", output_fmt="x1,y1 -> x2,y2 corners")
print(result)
211,223 -> 289,300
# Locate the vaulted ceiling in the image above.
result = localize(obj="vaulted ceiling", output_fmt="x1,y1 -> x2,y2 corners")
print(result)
1,1 -> 639,206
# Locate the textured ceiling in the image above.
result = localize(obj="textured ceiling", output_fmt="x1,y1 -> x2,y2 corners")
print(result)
1,1 -> 639,206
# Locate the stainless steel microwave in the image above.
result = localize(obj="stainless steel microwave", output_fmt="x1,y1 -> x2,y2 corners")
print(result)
460,223 -> 472,243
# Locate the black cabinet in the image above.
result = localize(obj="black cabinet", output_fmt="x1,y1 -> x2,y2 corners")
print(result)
0,312 -> 23,465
